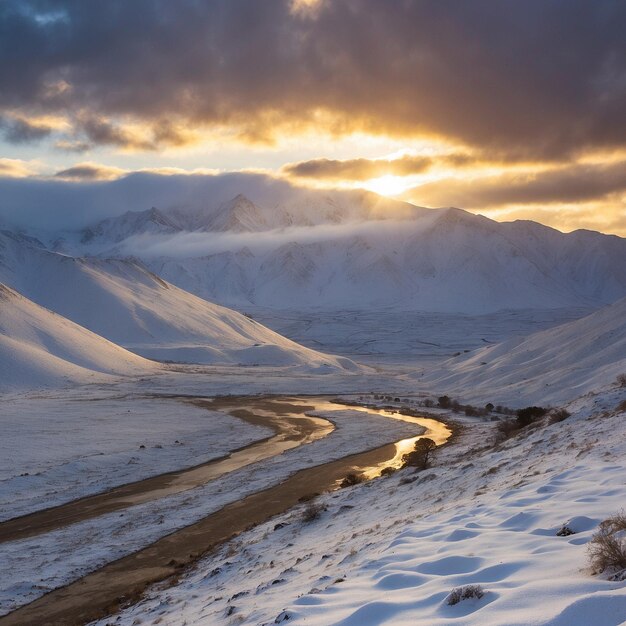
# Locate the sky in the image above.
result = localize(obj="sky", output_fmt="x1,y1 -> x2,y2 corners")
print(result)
1,0 -> 625,235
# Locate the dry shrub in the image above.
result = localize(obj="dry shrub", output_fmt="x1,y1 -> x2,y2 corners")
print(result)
301,502 -> 325,523
617,399 -> 626,413
340,472 -> 365,488
549,408 -> 571,424
446,584 -> 485,605
588,511 -> 626,574
495,419 -> 518,441
616,374 -> 626,387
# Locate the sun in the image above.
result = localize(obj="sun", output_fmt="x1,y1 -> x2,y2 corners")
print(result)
361,175 -> 410,197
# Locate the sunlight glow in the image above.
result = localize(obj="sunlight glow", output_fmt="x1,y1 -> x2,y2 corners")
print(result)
361,175 -> 411,197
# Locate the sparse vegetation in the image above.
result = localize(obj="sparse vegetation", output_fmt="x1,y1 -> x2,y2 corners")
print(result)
617,399 -> 626,413
446,584 -> 485,605
549,408 -> 571,424
587,511 -> 626,574
340,472 -> 366,488
301,502 -> 326,523
616,374 -> 626,387
516,406 -> 548,428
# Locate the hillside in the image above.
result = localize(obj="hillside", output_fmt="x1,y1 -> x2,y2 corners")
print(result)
422,296 -> 626,405
0,284 -> 157,391
0,231 -> 357,370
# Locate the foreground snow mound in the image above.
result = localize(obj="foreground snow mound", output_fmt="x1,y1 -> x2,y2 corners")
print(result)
423,296 -> 626,405
0,284 -> 156,391
0,231 -> 358,370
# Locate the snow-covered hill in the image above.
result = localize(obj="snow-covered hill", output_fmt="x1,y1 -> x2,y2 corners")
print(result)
422,296 -> 626,404
0,231 -> 358,370
49,183 -> 626,313
0,284 -> 157,391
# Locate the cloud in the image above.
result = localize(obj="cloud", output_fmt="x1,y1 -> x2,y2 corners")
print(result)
0,114 -> 53,143
283,155 -> 433,180
403,161 -> 626,208
1,1 -> 626,157
54,162 -> 126,180
0,157 -> 42,177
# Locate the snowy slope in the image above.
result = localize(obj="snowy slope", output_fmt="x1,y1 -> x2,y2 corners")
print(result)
90,387 -> 626,626
422,296 -> 626,404
0,284 -> 157,391
0,231 -> 357,369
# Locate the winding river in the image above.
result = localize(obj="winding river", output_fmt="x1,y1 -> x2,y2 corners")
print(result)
0,395 -> 451,626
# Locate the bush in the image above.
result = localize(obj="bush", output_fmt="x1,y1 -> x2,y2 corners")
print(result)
516,406 -> 547,428
402,437 -> 436,470
549,408 -> 571,424
495,419 -> 518,441
617,400 -> 626,413
588,511 -> 626,574
616,374 -> 626,387
340,472 -> 365,488
301,502 -> 326,523
438,395 -> 451,409
446,585 -> 484,605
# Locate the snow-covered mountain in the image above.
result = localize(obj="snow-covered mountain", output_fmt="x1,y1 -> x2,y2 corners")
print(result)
78,206 -> 180,246
0,231 -> 357,370
128,207 -> 626,313
0,284 -> 157,391
423,295 -> 626,404
7,176 -> 626,313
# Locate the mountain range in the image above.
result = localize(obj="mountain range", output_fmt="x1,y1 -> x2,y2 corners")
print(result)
38,185 -> 626,314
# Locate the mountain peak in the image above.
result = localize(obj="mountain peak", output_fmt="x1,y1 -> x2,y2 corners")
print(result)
208,194 -> 269,232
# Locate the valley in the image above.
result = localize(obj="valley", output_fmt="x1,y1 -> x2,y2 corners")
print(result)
1,184 -> 625,625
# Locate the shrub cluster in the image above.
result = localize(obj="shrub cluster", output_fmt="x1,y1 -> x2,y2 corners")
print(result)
446,585 -> 485,605
588,511 -> 626,574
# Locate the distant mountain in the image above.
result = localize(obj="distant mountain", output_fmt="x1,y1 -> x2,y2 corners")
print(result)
0,283 -> 156,391
75,188 -> 422,240
0,231 -> 358,370
10,179 -> 626,313
139,206 -> 626,313
79,206 -> 181,245
422,295 -> 626,405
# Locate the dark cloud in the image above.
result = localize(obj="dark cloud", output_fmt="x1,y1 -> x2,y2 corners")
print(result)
283,155 -> 432,180
404,161 -> 626,208
1,1 -> 625,156
0,115 -> 52,143
54,162 -> 124,180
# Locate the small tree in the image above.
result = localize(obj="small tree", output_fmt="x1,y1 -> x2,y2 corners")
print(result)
485,403 -> 494,413
402,437 -> 437,470
438,395 -> 451,409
